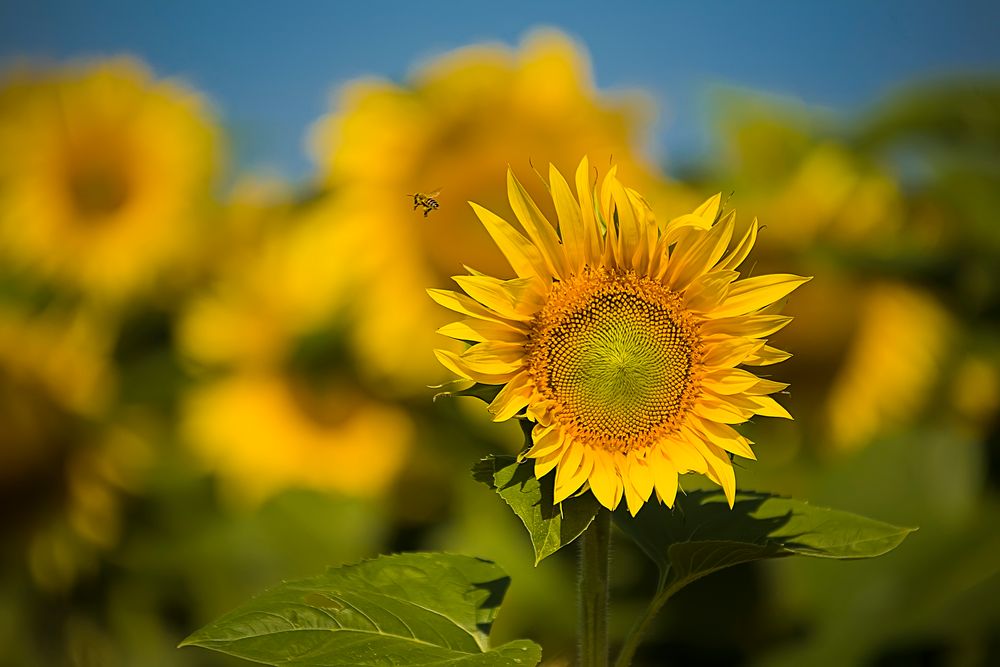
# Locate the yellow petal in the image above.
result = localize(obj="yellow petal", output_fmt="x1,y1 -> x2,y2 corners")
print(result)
524,423 -> 564,459
692,397 -> 750,424
748,395 -> 793,419
534,448 -> 562,478
488,372 -> 533,421
507,170 -> 566,279
649,452 -> 679,507
470,201 -> 549,280
701,314 -> 793,338
745,345 -> 792,366
459,341 -> 525,374
427,288 -> 514,327
702,368 -> 762,395
694,440 -> 736,508
692,192 -> 722,221
610,452 -> 626,509
452,275 -> 540,321
609,177 -> 642,269
689,417 -> 756,460
713,274 -> 811,318
549,163 -> 586,273
717,218 -> 758,272
588,449 -> 621,510
554,450 -> 593,504
684,270 -> 738,313
434,349 -> 517,384
660,212 -> 713,247
527,400 -> 554,426
661,435 -> 708,474
661,193 -> 721,245
554,443 -> 589,503
663,212 -> 735,291
436,318 -> 527,344
701,336 -> 765,369
598,166 -> 621,265
575,156 -> 603,264
627,188 -> 657,272
745,378 -> 789,396
624,453 -> 654,515
647,234 -> 669,278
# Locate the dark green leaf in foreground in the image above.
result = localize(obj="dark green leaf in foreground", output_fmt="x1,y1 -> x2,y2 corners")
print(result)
614,490 -> 916,595
474,455 -> 601,564
180,552 -> 541,667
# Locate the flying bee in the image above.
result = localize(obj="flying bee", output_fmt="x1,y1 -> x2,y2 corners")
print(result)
407,190 -> 441,217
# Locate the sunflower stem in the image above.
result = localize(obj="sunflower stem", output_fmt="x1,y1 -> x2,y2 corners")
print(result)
579,509 -> 611,667
613,585 -> 675,667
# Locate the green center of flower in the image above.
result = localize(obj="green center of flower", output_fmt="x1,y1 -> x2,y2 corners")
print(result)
529,269 -> 702,451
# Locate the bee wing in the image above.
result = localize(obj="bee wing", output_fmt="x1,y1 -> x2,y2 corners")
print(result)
427,189 -> 442,198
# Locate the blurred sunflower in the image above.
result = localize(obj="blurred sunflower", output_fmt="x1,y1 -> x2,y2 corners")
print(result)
0,306 -> 148,591
178,190 -> 414,505
826,283 -> 952,451
183,372 -> 413,505
309,30 -> 699,387
433,158 -> 808,514
711,99 -> 954,452
0,58 -> 218,301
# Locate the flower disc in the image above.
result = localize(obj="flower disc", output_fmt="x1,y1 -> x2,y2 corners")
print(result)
530,268 -> 702,452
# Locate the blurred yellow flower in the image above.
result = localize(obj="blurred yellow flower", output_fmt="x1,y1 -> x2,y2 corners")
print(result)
182,372 -> 413,506
713,103 -> 948,452
178,192 -> 378,369
826,283 -> 951,451
0,58 -> 219,300
178,188 -> 414,504
951,356 -> 1000,432
309,30 -> 697,387
433,159 -> 807,514
0,307 -> 148,591
770,144 -> 903,248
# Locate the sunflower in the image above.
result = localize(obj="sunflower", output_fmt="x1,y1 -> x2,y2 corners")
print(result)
178,191 -> 414,504
0,58 -> 218,300
432,158 -> 809,514
826,283 -> 951,451
182,372 -> 413,506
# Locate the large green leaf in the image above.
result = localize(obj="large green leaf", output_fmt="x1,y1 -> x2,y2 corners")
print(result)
614,490 -> 916,595
180,552 -> 541,666
473,455 -> 601,565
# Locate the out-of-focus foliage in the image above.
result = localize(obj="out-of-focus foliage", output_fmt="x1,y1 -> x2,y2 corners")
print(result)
0,30 -> 997,667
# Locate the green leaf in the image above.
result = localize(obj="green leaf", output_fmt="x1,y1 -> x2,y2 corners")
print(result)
614,490 -> 916,595
474,455 -> 601,565
180,552 -> 541,667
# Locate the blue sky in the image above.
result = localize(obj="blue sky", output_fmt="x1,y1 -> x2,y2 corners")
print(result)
3,0 -> 998,178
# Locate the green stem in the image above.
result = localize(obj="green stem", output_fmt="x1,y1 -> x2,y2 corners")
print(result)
613,585 -> 675,667
579,509 -> 611,667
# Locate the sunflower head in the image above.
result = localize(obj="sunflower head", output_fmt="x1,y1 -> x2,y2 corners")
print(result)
0,58 -> 218,300
432,158 -> 809,515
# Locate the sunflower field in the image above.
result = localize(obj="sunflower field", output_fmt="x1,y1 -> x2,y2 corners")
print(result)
1,11 -> 998,667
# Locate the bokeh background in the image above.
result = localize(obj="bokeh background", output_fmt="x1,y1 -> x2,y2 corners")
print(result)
1,2 -> 998,666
